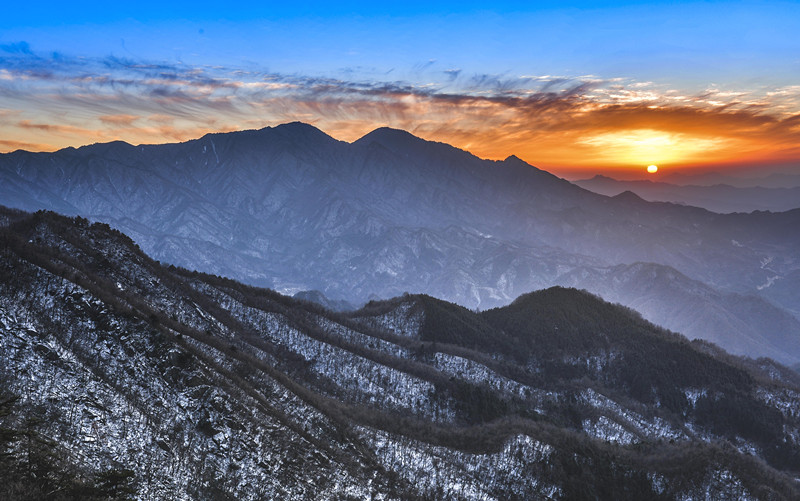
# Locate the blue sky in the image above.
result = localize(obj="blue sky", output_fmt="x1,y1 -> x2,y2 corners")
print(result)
2,1 -> 799,177
6,1 -> 797,85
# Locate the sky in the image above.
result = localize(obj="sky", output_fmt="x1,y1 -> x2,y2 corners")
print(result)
1,1 -> 799,179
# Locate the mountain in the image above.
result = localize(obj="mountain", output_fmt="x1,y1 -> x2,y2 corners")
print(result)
575,174 -> 800,213
293,289 -> 356,311
660,170 -> 800,189
1,122 -> 799,364
3,208 -> 800,499
554,262 -> 800,365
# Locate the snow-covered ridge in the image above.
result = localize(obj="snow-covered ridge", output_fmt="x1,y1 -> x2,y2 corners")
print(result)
2,210 -> 800,499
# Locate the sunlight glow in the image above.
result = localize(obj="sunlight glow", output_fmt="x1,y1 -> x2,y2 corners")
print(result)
577,129 -> 731,168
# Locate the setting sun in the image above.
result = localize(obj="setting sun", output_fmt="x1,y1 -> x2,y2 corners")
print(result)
647,164 -> 658,174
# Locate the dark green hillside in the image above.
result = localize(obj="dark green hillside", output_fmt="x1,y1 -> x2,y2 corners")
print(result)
416,295 -> 508,350
481,287 -> 753,394
484,288 -> 800,467
355,285 -> 800,471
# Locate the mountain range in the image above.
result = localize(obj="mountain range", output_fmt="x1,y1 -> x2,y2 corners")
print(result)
2,208 -> 800,499
658,170 -> 800,189
575,174 -> 800,213
1,122 -> 799,365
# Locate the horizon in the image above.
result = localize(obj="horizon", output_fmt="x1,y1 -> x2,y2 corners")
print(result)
2,1 -> 800,180
4,120 -> 800,183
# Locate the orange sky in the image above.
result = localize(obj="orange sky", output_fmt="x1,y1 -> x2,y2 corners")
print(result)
1,56 -> 799,180
316,99 -> 800,179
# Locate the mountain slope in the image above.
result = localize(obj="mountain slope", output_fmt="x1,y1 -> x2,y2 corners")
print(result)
1,123 -> 799,363
553,262 -> 800,365
3,208 -> 800,499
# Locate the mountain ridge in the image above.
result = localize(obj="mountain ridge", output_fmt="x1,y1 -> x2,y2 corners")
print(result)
1,122 -> 798,364
3,207 -> 800,499
576,174 -> 800,213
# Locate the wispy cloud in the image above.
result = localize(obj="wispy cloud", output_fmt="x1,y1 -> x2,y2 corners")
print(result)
0,138 -> 53,151
99,114 -> 140,126
17,120 -> 92,134
1,46 -> 799,174
0,42 -> 33,55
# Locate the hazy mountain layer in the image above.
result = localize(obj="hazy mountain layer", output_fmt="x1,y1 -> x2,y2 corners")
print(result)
3,209 -> 800,499
1,123 -> 799,363
659,170 -> 800,189
554,262 -> 800,364
575,175 -> 800,213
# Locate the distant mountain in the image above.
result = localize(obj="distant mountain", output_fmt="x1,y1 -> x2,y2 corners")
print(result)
293,289 -> 356,311
660,170 -> 800,189
554,262 -> 800,365
575,174 -> 800,213
3,209 -> 800,499
1,122 -> 799,364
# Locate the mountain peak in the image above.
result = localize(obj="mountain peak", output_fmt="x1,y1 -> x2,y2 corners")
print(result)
272,121 -> 326,135
70,139 -> 136,157
505,286 -> 603,314
354,126 -> 423,148
198,121 -> 335,147
612,190 -> 646,203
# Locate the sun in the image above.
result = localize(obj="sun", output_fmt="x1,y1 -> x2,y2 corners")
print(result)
647,164 -> 658,174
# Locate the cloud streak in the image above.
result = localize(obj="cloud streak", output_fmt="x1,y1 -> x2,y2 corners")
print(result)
1,47 -> 799,176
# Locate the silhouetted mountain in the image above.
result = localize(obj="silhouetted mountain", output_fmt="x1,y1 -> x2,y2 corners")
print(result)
1,123 -> 799,364
3,209 -> 800,499
576,174 -> 800,213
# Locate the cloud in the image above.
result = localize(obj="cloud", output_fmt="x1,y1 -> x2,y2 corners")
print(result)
0,42 -> 33,55
18,120 -> 95,135
443,69 -> 461,81
147,114 -> 175,124
99,114 -> 140,126
0,138 -> 53,151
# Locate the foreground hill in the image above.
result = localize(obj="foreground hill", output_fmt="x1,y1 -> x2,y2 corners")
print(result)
2,208 -> 800,499
1,123 -> 799,363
